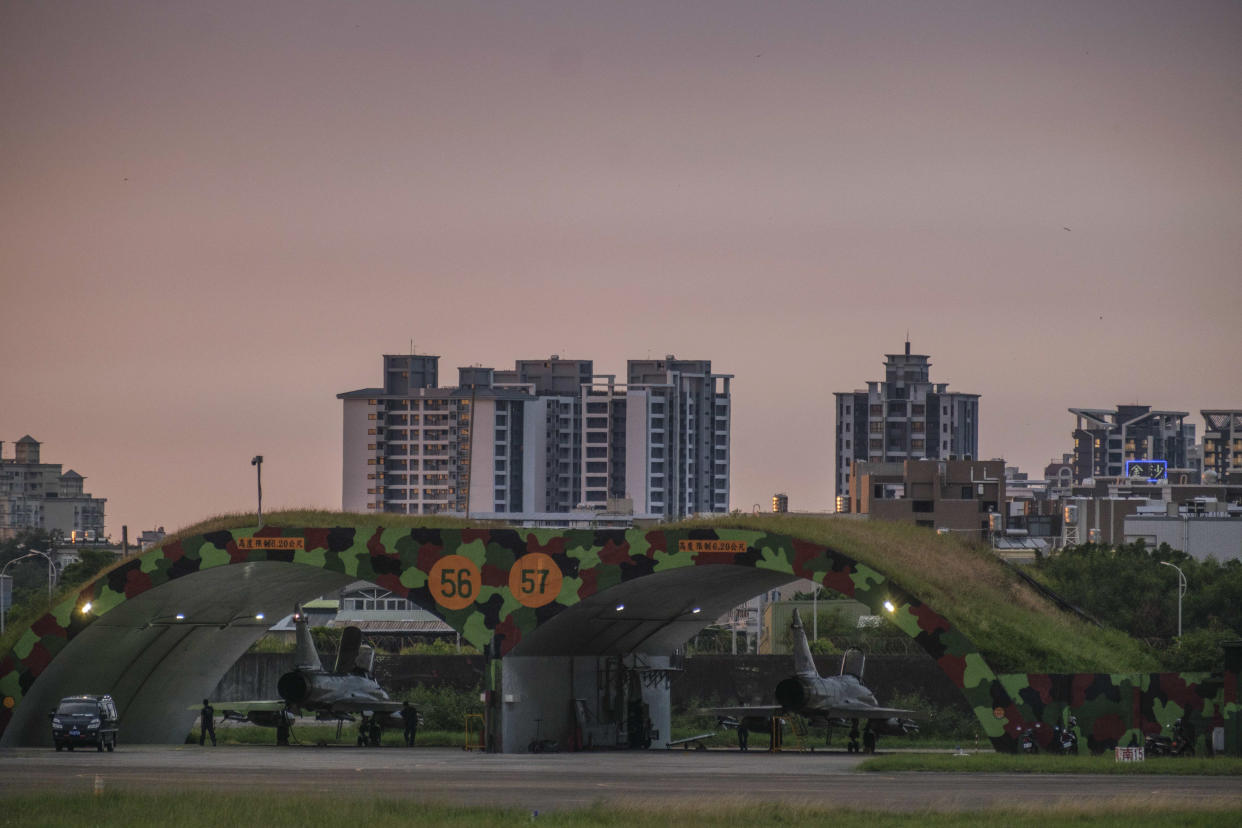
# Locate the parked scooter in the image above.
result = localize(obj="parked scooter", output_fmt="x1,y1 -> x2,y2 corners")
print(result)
1169,718 -> 1196,757
1048,716 -> 1079,755
1145,719 -> 1196,758
1019,725 -> 1039,754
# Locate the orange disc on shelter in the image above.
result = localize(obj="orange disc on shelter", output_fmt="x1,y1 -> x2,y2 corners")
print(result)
428,554 -> 482,611
509,552 -> 564,608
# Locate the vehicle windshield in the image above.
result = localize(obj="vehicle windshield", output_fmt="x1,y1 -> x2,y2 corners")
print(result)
56,702 -> 99,716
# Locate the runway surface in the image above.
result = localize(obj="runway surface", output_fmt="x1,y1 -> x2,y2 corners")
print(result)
1,745 -> 1239,812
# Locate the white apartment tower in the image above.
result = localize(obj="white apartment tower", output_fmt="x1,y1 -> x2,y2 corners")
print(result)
0,436 -> 107,540
833,343 -> 980,508
339,354 -> 732,519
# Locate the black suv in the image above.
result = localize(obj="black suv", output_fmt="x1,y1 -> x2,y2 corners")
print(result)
49,695 -> 119,752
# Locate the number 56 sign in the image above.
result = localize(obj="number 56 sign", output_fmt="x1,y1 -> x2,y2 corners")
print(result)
428,552 -> 563,610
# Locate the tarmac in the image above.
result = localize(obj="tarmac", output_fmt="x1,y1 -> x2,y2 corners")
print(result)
1,745 -> 1240,812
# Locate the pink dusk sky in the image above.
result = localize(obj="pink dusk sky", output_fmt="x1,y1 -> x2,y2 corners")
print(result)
3,1 -> 1240,536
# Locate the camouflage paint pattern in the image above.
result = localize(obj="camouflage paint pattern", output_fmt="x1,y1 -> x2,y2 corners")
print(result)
998,670 -> 1235,754
0,524 -> 1233,752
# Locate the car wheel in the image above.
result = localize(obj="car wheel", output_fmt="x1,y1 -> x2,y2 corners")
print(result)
55,744 -> 63,752
67,745 -> 74,751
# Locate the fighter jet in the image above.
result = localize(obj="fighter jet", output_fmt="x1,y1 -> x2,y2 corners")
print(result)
216,607 -> 408,745
712,608 -> 918,752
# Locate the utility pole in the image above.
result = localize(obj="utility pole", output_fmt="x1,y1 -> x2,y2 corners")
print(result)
251,455 -> 264,528
1160,561 -> 1187,639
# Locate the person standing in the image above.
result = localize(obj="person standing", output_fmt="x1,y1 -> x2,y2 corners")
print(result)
403,701 -> 418,747
199,699 -> 217,746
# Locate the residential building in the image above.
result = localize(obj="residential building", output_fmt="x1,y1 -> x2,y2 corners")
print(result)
1067,406 -> 1193,483
0,436 -> 107,541
1202,410 -> 1242,480
338,353 -> 731,520
848,458 -> 1006,536
834,342 -> 980,507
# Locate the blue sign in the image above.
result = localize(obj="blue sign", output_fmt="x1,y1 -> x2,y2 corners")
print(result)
1125,459 -> 1168,482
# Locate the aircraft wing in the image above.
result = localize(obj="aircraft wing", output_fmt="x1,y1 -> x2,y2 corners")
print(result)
704,705 -> 783,719
823,703 -> 917,719
194,700 -> 286,714
315,699 -> 406,714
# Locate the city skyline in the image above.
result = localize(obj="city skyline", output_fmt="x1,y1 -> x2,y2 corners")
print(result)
3,1 -> 1240,535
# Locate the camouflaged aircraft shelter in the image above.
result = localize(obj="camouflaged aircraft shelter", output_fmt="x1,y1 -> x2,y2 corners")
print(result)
2,525 -> 1239,753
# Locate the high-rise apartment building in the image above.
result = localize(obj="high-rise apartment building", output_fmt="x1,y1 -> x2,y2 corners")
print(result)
339,354 -> 732,519
1067,406 -> 1192,482
0,436 -> 107,540
1202,410 -> 1242,480
833,342 -> 979,508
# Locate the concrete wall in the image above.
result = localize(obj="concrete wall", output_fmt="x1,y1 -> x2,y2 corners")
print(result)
1125,515 -> 1242,561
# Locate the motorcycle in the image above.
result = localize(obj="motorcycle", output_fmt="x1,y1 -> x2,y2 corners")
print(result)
1049,717 -> 1079,755
1019,725 -> 1039,754
1146,719 -> 1196,758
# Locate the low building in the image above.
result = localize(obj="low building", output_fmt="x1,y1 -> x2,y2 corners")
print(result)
848,459 -> 1006,537
1124,499 -> 1242,562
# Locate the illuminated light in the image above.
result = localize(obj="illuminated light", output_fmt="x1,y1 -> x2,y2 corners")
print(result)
883,601 -> 896,613
691,607 -> 702,614
255,613 -> 265,621
175,614 -> 185,621
614,603 -> 625,612
81,602 -> 93,614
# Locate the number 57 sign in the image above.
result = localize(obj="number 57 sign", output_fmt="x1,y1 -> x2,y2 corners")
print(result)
428,552 -> 563,610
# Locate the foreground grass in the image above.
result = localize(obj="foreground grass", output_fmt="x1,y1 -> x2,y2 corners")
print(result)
1,792 -> 1239,828
859,752 -> 1242,775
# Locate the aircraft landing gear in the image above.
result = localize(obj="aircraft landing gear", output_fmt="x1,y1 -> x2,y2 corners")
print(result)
846,720 -> 861,753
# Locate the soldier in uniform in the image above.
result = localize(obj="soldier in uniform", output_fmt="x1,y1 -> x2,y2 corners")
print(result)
403,701 -> 418,747
199,699 -> 217,746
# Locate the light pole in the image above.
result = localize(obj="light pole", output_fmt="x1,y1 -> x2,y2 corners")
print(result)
2,548 -> 57,635
251,455 -> 264,528
1160,561 -> 1187,640
15,543 -> 56,601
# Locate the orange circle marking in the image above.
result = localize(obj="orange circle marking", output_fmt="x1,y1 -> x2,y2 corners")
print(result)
428,554 -> 481,611
509,552 -> 564,609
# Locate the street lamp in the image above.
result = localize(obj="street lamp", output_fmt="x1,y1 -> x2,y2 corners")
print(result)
1160,561 -> 1187,640
15,543 -> 56,601
251,455 -> 264,529
1,548 -> 57,635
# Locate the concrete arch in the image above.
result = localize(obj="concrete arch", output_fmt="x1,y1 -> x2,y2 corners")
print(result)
0,524 -> 1018,748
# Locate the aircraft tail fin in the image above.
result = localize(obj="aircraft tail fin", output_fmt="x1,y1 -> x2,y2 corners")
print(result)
839,647 -> 866,680
790,608 -> 818,677
334,626 -> 363,674
293,605 -> 323,672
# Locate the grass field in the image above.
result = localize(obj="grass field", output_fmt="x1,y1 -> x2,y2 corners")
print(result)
859,752 -> 1242,775
1,792 -> 1239,828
